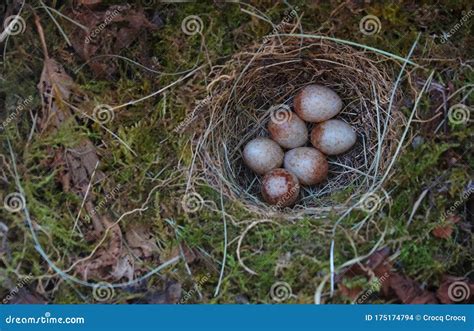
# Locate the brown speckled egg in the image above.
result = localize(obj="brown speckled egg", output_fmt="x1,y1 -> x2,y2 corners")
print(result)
311,119 -> 357,155
268,111 -> 308,149
243,137 -> 284,175
283,147 -> 328,185
294,84 -> 343,123
261,168 -> 300,207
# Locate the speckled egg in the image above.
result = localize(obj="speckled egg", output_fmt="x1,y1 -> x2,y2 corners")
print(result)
283,147 -> 328,185
261,168 -> 300,207
268,111 -> 308,149
311,119 -> 357,155
294,84 -> 343,123
243,137 -> 284,175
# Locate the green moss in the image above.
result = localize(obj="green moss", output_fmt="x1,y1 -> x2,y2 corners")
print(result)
0,0 -> 472,304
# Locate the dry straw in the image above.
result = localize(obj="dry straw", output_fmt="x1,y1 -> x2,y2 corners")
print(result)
193,32 -> 415,220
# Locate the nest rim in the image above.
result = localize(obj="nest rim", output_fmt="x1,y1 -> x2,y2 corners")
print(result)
193,35 -> 411,219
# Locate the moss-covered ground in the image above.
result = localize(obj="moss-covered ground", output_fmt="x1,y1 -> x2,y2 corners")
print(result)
0,1 -> 472,304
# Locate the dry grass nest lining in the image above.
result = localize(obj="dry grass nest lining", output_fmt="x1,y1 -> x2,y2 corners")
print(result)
195,36 -> 408,219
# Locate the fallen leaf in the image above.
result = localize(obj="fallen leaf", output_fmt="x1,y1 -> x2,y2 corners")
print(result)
432,225 -> 453,239
68,5 -> 159,78
447,214 -> 461,224
110,254 -> 134,282
338,283 -> 362,301
372,267 -> 392,297
5,287 -> 46,304
337,247 -> 391,280
35,14 -> 124,282
235,294 -> 250,304
144,281 -> 182,304
410,291 -> 439,304
389,274 -> 438,304
75,215 -> 123,281
336,248 -> 393,301
37,57 -> 75,131
163,243 -> 197,264
125,224 -> 158,260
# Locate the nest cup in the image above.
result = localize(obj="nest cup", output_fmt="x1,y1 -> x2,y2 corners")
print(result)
196,36 -> 406,219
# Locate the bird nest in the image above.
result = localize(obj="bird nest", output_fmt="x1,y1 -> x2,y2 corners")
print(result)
193,35 -> 408,219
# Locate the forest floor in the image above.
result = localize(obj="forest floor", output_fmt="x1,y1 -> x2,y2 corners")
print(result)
0,0 -> 472,304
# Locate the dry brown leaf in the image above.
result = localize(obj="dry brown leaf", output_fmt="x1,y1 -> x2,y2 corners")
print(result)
432,214 -> 462,239
432,225 -> 453,239
7,288 -> 47,304
37,55 -> 104,195
110,254 -> 134,282
68,5 -> 159,77
125,224 -> 158,260
338,283 -> 362,301
144,281 -> 182,304
373,266 -> 392,297
337,247 -> 391,280
75,216 -> 123,281
389,274 -> 438,304
35,14 -> 123,282
336,248 -> 393,301
163,244 -> 197,265
35,16 -> 103,194
37,57 -> 75,131
447,214 -> 462,224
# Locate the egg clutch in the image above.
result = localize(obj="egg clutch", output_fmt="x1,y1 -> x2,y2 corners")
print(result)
243,84 -> 357,207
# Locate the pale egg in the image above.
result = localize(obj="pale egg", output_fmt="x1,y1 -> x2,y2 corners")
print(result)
261,168 -> 300,207
268,111 -> 308,149
283,147 -> 328,185
311,119 -> 357,155
243,137 -> 284,175
294,84 -> 343,123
